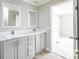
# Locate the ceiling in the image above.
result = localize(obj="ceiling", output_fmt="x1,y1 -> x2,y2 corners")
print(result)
52,0 -> 73,15
23,0 -> 51,6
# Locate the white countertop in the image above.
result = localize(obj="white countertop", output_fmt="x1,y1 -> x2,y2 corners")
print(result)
0,29 -> 47,41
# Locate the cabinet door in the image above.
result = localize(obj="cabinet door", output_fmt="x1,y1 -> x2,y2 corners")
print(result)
18,37 -> 27,59
36,34 -> 41,53
3,40 -> 17,59
40,33 -> 45,50
28,36 -> 36,58
36,33 -> 45,53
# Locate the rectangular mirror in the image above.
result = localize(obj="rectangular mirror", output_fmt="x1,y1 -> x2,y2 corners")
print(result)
28,10 -> 38,28
2,2 -> 21,27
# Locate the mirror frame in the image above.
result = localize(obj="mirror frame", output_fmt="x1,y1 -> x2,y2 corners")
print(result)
28,10 -> 38,28
2,2 -> 21,28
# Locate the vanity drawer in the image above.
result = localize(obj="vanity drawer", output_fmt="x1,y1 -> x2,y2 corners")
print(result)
3,40 -> 17,47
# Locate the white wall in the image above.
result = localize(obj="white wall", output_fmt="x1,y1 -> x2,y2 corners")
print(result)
0,0 -> 37,32
60,14 -> 73,37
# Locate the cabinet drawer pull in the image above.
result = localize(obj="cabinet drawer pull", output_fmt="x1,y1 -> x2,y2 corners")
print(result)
27,37 -> 29,56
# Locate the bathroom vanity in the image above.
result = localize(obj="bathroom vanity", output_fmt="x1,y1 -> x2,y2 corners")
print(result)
0,30 -> 47,59
0,1 -> 48,59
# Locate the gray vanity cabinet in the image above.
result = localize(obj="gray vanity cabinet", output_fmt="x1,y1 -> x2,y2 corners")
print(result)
0,32 -> 46,59
40,33 -> 45,50
17,36 -> 36,59
3,40 -> 18,59
36,34 -> 41,53
36,33 -> 46,53
28,36 -> 36,58
18,37 -> 27,59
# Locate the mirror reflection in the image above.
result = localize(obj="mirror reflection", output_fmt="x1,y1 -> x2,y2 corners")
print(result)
28,11 -> 37,28
2,3 -> 21,27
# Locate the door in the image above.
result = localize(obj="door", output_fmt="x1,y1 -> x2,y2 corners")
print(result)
75,0 -> 79,59
3,40 -> 17,59
73,0 -> 79,59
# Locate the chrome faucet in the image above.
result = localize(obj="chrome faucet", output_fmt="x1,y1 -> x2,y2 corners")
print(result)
33,28 -> 36,32
11,30 -> 15,34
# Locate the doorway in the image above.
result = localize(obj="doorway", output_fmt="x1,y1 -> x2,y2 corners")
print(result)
50,0 -> 75,59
